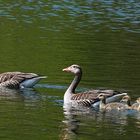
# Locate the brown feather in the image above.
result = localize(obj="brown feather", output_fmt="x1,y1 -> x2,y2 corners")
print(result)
0,72 -> 38,88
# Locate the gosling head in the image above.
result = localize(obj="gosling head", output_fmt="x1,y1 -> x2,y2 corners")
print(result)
97,93 -> 107,104
121,95 -> 131,102
136,97 -> 140,104
97,93 -> 106,100
63,64 -> 82,75
120,95 -> 131,106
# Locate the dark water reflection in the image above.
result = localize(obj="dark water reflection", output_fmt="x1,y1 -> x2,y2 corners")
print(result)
0,88 -> 63,139
0,88 -> 43,106
0,0 -> 140,139
62,107 -> 140,140
0,86 -> 139,139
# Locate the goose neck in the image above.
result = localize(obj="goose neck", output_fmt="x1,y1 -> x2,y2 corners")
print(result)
66,72 -> 82,94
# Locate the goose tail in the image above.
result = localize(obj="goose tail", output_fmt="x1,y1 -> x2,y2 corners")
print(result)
38,76 -> 47,79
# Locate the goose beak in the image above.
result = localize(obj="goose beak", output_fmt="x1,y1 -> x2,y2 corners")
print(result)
62,67 -> 70,72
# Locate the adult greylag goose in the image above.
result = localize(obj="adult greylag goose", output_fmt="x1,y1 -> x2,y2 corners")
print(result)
131,97 -> 140,111
0,72 -> 46,89
62,64 -> 127,108
98,94 -> 130,111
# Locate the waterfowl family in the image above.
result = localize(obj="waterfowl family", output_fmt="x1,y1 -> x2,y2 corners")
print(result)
0,72 -> 46,89
62,64 -> 127,108
98,94 -> 130,111
131,97 -> 140,111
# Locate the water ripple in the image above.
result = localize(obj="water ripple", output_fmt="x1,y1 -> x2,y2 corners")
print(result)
35,84 -> 67,89
0,0 -> 139,33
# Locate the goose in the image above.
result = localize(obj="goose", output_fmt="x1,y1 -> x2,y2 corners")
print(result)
131,97 -> 140,111
62,64 -> 127,108
0,72 -> 46,89
98,94 -> 130,111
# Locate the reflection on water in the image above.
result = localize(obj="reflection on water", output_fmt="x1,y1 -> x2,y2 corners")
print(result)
0,87 -> 43,106
60,111 -> 80,140
0,87 -> 21,100
36,83 -> 67,90
0,86 -> 140,139
61,107 -> 140,140
0,87 -> 64,140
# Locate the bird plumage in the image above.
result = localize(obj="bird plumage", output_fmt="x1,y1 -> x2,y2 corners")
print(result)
98,94 -> 130,111
131,97 -> 140,111
0,72 -> 46,89
63,64 -> 127,108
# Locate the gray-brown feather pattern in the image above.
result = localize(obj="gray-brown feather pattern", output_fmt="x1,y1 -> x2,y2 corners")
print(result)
105,102 -> 129,111
71,90 -> 117,107
0,72 -> 38,88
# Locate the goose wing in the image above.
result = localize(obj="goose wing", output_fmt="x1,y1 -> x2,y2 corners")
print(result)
0,72 -> 38,88
71,89 -> 117,107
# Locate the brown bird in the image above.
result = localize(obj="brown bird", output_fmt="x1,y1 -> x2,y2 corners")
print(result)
62,64 -> 127,108
0,72 -> 46,89
131,97 -> 140,111
120,95 -> 131,107
98,94 -> 130,111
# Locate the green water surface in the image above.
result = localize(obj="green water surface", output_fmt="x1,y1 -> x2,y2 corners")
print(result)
0,0 -> 140,140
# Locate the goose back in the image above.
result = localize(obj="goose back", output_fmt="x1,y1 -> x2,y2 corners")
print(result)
0,72 -> 40,88
70,89 -> 119,107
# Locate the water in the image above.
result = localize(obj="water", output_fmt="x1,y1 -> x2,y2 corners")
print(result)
0,0 -> 140,139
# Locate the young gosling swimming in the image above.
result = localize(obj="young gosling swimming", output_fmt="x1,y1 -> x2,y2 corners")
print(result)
98,94 -> 130,111
131,97 -> 140,111
120,95 -> 131,108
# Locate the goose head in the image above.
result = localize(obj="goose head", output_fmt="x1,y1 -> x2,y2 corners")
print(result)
63,64 -> 82,75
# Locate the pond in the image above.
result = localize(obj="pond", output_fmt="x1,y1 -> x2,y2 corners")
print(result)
0,0 -> 140,140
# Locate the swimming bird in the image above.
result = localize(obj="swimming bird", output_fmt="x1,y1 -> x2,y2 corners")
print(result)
131,97 -> 140,111
120,96 -> 140,111
0,72 -> 46,89
62,64 -> 127,108
98,94 -> 130,111
120,95 -> 131,106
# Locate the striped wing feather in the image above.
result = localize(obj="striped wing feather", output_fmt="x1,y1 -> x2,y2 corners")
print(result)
71,89 -> 117,107
0,72 -> 38,88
